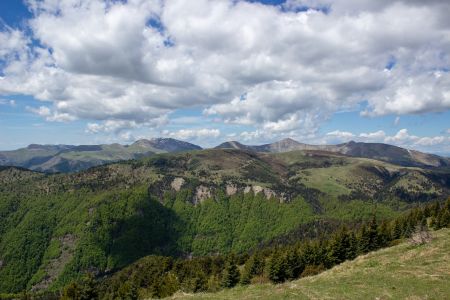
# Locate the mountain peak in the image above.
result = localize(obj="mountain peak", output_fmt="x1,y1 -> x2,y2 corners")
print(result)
278,138 -> 300,144
215,141 -> 250,150
133,138 -> 201,152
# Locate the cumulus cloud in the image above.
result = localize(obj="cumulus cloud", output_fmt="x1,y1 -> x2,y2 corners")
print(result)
322,128 -> 449,151
0,0 -> 449,145
357,128 -> 449,149
26,105 -> 76,122
162,128 -> 221,140
326,130 -> 355,139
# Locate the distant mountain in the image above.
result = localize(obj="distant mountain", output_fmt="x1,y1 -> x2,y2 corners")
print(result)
215,138 -> 449,168
0,138 -> 202,173
215,141 -> 255,151
132,138 -> 202,152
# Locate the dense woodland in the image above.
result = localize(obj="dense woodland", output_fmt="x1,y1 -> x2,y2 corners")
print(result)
2,198 -> 447,299
0,148 -> 449,299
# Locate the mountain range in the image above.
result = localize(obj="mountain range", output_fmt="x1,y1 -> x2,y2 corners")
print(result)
216,138 -> 449,168
0,138 -> 201,173
3,137 -> 446,173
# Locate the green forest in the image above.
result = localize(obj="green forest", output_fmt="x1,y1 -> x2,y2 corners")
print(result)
0,148 -> 449,298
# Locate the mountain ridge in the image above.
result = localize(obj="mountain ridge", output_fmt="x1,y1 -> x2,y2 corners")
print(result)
215,138 -> 449,168
1,137 -> 448,173
0,138 -> 202,173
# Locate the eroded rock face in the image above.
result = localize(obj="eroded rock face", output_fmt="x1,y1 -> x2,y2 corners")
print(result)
194,185 -> 212,204
252,185 -> 264,194
226,184 -> 238,196
263,188 -> 276,200
244,186 -> 252,194
242,185 -> 281,200
171,177 -> 185,191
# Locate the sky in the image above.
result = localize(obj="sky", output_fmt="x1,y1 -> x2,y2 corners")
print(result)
0,0 -> 449,155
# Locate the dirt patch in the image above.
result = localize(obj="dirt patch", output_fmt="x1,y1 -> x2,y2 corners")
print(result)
31,234 -> 77,291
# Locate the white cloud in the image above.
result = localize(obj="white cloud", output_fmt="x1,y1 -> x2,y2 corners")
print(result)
119,131 -> 135,143
26,105 -> 76,122
0,99 -> 16,106
326,130 -> 355,140
86,120 -> 138,134
0,0 -> 449,144
394,116 -> 400,126
162,128 -> 221,140
356,128 -> 449,150
359,130 -> 386,141
319,128 -> 449,152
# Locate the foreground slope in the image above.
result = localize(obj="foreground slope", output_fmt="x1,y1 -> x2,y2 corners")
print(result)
172,228 -> 450,300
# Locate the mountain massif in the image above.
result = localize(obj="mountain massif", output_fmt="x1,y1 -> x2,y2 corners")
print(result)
1,138 -> 448,174
0,138 -> 201,173
216,138 -> 449,168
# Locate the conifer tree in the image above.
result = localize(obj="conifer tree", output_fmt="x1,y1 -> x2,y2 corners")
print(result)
347,231 -> 358,260
267,251 -> 287,283
221,261 -> 240,288
286,248 -> 303,279
392,219 -> 403,239
377,221 -> 391,248
240,254 -> 264,285
358,224 -> 370,254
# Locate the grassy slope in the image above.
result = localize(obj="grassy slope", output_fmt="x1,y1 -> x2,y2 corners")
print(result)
172,228 -> 450,300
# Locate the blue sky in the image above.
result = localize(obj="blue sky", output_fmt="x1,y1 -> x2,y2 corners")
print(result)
0,0 -> 449,154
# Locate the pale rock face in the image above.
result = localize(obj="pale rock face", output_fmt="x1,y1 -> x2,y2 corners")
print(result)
194,185 -> 212,204
171,177 -> 185,191
226,184 -> 238,196
252,185 -> 264,194
243,185 -> 278,200
263,188 -> 276,200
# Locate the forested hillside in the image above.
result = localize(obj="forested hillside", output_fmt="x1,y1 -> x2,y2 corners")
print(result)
0,149 -> 449,295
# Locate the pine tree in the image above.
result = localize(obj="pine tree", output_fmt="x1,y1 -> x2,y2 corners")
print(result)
240,254 -> 264,285
286,248 -> 303,280
392,219 -> 403,239
347,232 -> 358,260
377,221 -> 391,248
221,261 -> 240,288
267,251 -> 286,283
358,224 -> 370,254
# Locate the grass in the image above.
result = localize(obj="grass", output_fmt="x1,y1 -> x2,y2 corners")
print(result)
170,228 -> 450,299
296,167 -> 352,196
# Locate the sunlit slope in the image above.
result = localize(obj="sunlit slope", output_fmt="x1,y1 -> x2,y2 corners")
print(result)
171,228 -> 450,300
